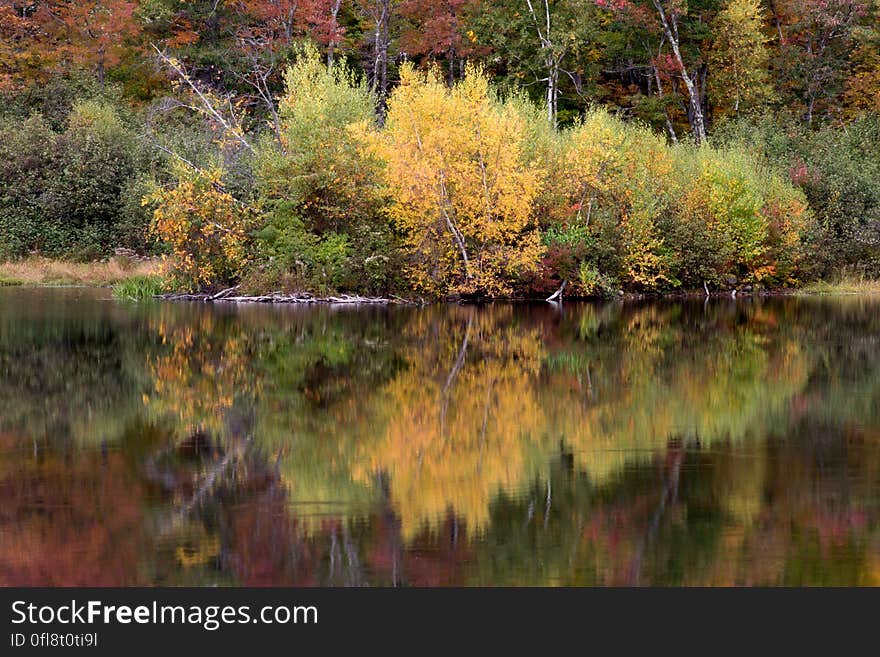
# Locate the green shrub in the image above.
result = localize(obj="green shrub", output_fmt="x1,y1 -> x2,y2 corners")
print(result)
713,113 -> 880,278
252,45 -> 402,295
112,275 -> 167,301
255,45 -> 383,235
0,100 -> 151,260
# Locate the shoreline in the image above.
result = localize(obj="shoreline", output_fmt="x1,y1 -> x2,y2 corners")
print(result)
151,286 -> 878,306
4,259 -> 879,303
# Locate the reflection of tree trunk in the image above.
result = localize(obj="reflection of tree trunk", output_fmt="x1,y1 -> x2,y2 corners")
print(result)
477,376 -> 495,472
149,408 -> 255,536
329,526 -> 339,580
147,436 -> 249,537
628,441 -> 684,585
342,525 -> 366,587
543,478 -> 552,530
440,315 -> 472,437
377,472 -> 403,586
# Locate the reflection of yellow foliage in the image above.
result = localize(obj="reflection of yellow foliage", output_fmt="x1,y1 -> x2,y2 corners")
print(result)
139,300 -> 819,554
175,530 -> 220,568
143,310 -> 258,437
859,551 -> 880,586
353,307 -> 546,540
542,305 -> 810,483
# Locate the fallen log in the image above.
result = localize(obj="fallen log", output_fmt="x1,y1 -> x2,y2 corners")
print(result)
154,291 -> 419,305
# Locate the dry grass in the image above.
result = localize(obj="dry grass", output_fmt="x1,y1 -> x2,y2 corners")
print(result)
801,273 -> 880,296
0,256 -> 161,287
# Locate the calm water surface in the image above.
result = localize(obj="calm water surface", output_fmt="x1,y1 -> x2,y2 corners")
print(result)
1,287 -> 878,586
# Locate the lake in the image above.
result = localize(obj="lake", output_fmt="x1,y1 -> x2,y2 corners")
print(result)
1,287 -> 878,586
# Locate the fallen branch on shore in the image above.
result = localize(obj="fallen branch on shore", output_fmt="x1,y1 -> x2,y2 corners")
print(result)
155,290 -> 419,305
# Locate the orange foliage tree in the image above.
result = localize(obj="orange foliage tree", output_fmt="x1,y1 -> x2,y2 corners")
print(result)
47,0 -> 143,87
147,164 -> 257,290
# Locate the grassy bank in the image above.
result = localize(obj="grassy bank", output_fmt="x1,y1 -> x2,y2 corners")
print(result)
800,274 -> 880,296
0,256 -> 160,287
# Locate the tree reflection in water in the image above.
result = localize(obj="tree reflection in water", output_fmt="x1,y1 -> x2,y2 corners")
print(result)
0,288 -> 878,585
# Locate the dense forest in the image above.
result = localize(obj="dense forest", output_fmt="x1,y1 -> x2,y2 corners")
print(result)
1,0 -> 879,298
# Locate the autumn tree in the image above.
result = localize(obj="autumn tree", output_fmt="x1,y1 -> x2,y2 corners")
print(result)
398,0 -> 481,85
371,64 -> 543,296
354,0 -> 394,117
233,0 -> 349,138
709,0 -> 774,118
147,163 -> 256,290
598,0 -> 729,141
254,46 -> 398,293
47,0 -> 143,88
646,0 -> 708,141
473,0 -> 603,126
256,45 -> 380,230
0,2 -> 43,91
772,0 -> 866,125
842,1 -> 880,117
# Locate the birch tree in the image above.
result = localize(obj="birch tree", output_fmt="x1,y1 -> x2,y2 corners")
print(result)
649,0 -> 707,142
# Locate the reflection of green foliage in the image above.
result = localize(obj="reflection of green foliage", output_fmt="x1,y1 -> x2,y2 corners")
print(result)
537,301 -> 809,483
4,290 -> 880,585
0,289 -> 156,445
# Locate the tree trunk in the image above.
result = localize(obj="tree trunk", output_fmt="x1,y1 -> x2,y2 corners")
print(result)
525,0 -> 560,127
651,0 -> 706,143
97,47 -> 105,90
546,279 -> 567,302
326,0 -> 343,67
373,0 -> 391,123
547,55 -> 559,127
648,42 -> 678,143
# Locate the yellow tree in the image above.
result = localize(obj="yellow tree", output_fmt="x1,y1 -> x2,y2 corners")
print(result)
559,110 -> 676,291
708,0 -> 775,117
369,64 -> 543,297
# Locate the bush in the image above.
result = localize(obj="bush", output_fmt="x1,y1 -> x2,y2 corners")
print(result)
0,73 -> 107,130
535,107 -> 813,293
252,45 -> 399,295
0,114 -> 61,259
668,145 -> 769,286
147,164 -> 257,291
713,113 -> 880,278
0,99 -> 151,260
556,111 -> 676,291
